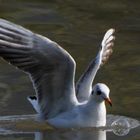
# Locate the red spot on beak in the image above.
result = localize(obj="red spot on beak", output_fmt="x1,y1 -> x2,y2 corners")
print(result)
105,98 -> 112,107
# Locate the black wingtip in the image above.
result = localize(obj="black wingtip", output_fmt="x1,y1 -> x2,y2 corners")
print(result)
28,95 -> 37,100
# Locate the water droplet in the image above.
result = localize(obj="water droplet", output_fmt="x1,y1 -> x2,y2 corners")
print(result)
111,118 -> 130,136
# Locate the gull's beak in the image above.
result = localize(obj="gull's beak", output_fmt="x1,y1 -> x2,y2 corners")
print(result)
104,98 -> 112,107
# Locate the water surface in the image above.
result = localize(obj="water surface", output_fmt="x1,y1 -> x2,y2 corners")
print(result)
0,0 -> 139,139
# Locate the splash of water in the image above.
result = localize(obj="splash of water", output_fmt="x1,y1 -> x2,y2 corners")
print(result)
111,118 -> 131,136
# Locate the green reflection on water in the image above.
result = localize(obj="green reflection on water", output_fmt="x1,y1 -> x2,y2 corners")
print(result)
0,0 -> 139,139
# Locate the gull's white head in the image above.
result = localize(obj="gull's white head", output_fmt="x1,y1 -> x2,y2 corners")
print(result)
91,83 -> 112,106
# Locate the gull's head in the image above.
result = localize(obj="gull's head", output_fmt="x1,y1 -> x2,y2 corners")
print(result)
91,83 -> 112,106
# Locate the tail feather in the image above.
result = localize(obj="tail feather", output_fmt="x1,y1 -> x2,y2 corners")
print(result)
27,95 -> 40,114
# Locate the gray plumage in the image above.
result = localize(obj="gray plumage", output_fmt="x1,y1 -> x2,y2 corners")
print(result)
0,19 -> 115,126
0,18 -> 77,119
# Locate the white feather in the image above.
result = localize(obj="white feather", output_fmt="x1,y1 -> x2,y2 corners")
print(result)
27,97 -> 40,114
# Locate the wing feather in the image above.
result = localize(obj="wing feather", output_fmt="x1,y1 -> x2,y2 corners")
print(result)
0,19 -> 77,119
76,29 -> 115,102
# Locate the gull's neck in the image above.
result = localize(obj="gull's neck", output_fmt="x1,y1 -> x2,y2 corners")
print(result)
85,98 -> 106,114
82,97 -> 107,127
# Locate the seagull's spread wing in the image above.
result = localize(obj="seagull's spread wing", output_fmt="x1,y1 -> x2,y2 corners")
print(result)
76,29 -> 115,102
0,19 -> 77,119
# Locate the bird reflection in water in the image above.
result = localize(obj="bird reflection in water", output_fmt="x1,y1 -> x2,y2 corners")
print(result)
34,118 -> 138,140
34,129 -> 107,140
0,114 -> 139,140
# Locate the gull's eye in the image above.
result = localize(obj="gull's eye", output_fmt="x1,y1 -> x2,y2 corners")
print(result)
96,90 -> 102,95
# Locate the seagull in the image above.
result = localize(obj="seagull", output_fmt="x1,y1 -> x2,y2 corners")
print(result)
0,18 -> 115,128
